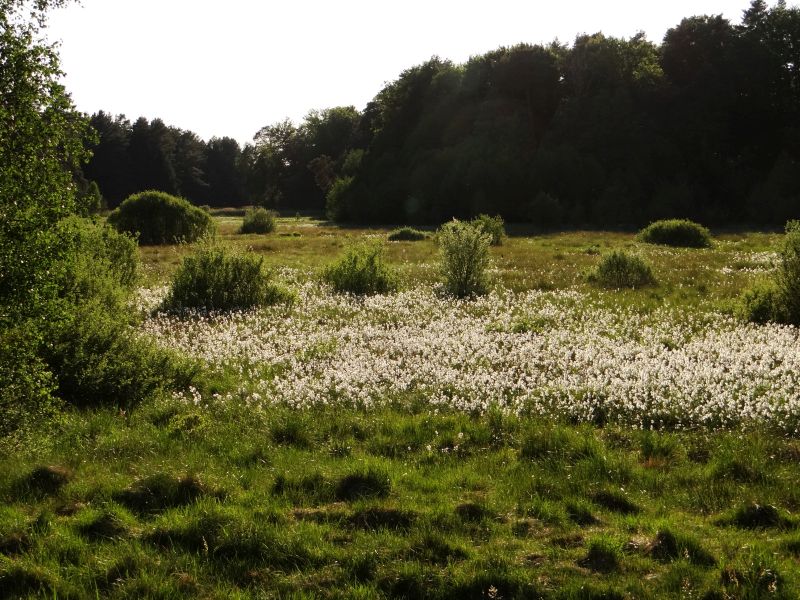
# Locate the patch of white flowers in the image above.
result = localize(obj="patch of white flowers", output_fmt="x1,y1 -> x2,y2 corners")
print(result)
141,277 -> 800,432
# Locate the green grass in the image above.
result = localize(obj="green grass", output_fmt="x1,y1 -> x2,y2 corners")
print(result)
2,400 -> 799,598
5,216 -> 797,598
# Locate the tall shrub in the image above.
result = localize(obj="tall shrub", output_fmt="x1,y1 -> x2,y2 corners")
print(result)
162,241 -> 291,311
107,190 -> 214,245
438,219 -> 492,298
240,207 -> 277,234
741,221 -> 800,325
471,214 -> 506,246
322,241 -> 398,295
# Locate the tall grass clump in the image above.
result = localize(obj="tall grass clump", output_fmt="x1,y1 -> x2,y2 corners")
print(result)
322,241 -> 398,295
588,250 -> 656,288
637,219 -> 712,248
741,220 -> 800,324
162,241 -> 292,311
388,227 -> 427,241
471,214 -> 505,246
239,207 -> 277,234
438,219 -> 491,298
107,190 -> 214,245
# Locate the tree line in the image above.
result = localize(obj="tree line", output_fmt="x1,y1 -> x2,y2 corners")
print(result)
83,0 -> 799,227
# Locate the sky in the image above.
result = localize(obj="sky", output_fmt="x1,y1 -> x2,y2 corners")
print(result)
47,0 -> 753,145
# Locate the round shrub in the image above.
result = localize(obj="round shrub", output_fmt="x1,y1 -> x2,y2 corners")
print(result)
162,242 -> 292,311
107,190 -> 214,245
240,207 -> 277,234
637,219 -> 712,248
388,227 -> 427,242
438,219 -> 492,298
322,241 -> 398,295
588,251 -> 656,289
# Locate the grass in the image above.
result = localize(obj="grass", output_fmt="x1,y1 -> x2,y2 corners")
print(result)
5,215 -> 798,598
2,403 -> 799,598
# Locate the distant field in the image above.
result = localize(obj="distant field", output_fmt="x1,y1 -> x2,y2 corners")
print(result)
3,217 -> 799,599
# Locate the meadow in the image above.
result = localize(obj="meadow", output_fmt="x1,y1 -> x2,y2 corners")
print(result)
2,216 -> 799,599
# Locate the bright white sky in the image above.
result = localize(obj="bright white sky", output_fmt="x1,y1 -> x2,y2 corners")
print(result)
48,0 -> 752,145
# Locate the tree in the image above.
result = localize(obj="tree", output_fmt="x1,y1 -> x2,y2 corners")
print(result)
0,0 -> 92,323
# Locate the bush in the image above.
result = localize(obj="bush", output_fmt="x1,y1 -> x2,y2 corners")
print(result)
0,328 -> 60,446
739,280 -> 787,324
588,251 -> 656,289
637,219 -> 712,248
777,220 -> 800,324
388,227 -> 427,242
322,241 -> 398,295
325,176 -> 354,221
471,214 -> 505,246
41,218 -> 198,409
741,221 -> 800,325
240,207 -> 277,234
162,241 -> 292,311
438,219 -> 492,298
107,190 -> 214,245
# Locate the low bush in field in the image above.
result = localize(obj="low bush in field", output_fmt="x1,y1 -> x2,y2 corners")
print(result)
239,207 -> 277,234
471,214 -> 505,246
107,190 -> 214,245
322,241 -> 398,295
388,227 -> 427,241
741,221 -> 800,325
588,251 -> 656,288
162,242 -> 292,311
637,219 -> 712,248
438,219 -> 491,298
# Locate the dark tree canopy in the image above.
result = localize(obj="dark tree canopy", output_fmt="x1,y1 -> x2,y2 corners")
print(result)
83,0 -> 800,226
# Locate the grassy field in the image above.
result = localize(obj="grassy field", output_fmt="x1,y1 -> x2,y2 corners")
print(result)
2,217 -> 799,599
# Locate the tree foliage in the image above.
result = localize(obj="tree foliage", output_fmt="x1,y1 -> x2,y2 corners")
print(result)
81,1 -> 800,226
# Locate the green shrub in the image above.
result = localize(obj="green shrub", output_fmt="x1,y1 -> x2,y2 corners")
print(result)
637,219 -> 712,248
388,227 -> 427,242
107,190 -> 214,245
162,241 -> 292,311
438,219 -> 492,298
325,176 -> 354,221
322,241 -> 398,295
588,251 -> 656,289
739,280 -> 787,324
741,221 -> 800,325
471,214 -> 505,246
240,207 -> 277,234
777,220 -> 800,324
40,218 -> 198,409
0,327 -> 61,446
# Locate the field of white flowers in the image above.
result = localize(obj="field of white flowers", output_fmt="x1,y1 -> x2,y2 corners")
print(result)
138,271 -> 800,433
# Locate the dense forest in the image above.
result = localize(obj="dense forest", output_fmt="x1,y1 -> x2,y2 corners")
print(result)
83,0 -> 800,226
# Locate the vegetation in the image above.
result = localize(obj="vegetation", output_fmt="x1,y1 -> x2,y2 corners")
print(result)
638,219 -> 713,248
162,241 -> 291,311
108,190 -> 215,245
322,241 -> 398,295
7,0 -> 800,597
239,206 -> 277,234
588,251 -> 657,288
741,220 -> 800,324
2,403 -> 800,599
81,2 -> 799,229
471,214 -> 506,246
388,227 -> 428,241
438,219 -> 492,298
